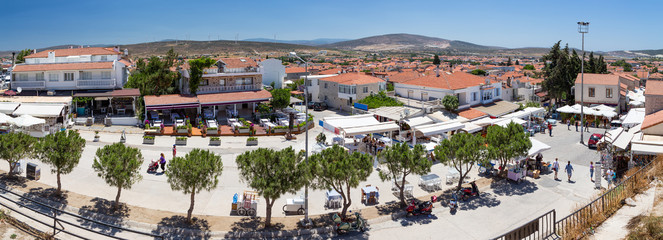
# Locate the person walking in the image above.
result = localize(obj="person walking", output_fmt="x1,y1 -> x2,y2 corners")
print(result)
568,120 -> 571,130
575,120 -> 579,132
548,122 -> 552,137
606,168 -> 613,187
589,162 -> 595,182
553,158 -> 560,180
585,120 -> 590,132
159,153 -> 167,173
565,161 -> 574,182
172,144 -> 177,158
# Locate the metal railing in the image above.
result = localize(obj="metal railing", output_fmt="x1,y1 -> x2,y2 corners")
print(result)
194,83 -> 262,94
0,186 -> 163,239
555,161 -> 653,237
12,81 -> 46,89
492,210 -> 557,240
77,79 -> 116,88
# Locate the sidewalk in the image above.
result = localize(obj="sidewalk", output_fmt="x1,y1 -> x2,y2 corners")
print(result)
590,183 -> 659,240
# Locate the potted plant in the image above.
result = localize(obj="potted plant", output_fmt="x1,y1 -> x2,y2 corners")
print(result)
207,127 -> 218,135
316,132 -> 326,145
209,137 -> 221,146
176,125 -> 189,134
94,131 -> 100,142
273,126 -> 288,133
143,135 -> 155,144
246,137 -> 258,146
175,136 -> 187,146
238,126 -> 250,134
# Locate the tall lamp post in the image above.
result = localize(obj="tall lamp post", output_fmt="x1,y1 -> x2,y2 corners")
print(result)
578,22 -> 589,144
289,51 -> 314,227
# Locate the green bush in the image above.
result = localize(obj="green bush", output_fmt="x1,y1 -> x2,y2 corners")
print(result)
176,137 -> 187,141
207,127 -> 218,130
247,137 -> 258,141
210,137 -> 220,141
143,135 -> 155,140
274,126 -> 288,129
238,126 -> 250,129
176,125 -> 188,130
358,91 -> 403,109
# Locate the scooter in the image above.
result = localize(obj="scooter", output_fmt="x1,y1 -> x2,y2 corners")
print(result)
459,181 -> 480,201
449,192 -> 459,213
406,196 -> 437,216
333,212 -> 366,234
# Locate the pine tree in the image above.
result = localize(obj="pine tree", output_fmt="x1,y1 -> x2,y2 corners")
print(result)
587,52 -> 596,73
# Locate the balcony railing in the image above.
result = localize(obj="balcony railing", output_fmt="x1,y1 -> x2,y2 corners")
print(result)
77,79 -> 116,89
12,81 -> 45,89
194,83 -> 262,94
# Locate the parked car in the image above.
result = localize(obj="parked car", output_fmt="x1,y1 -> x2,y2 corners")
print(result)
588,133 -> 603,149
307,101 -> 317,109
313,102 -> 328,111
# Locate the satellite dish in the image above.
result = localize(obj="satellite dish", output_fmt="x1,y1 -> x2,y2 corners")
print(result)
16,87 -> 22,94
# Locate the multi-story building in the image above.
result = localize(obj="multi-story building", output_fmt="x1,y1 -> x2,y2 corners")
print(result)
318,73 -> 386,111
574,73 -> 628,111
180,57 -> 262,95
11,47 -> 128,91
393,71 -> 503,110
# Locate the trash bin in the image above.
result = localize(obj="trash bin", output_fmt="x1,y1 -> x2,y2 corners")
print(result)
26,163 -> 40,181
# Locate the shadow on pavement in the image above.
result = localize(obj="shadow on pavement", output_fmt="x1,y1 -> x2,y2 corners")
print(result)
229,216 -> 285,232
398,214 -> 438,226
0,174 -> 28,188
490,179 -> 539,196
437,189 -> 501,211
18,187 -> 68,214
152,215 -> 211,240
333,231 -> 370,239
77,197 -> 129,236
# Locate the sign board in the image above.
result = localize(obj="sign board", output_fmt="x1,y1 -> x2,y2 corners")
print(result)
319,120 -> 324,127
354,103 -> 368,111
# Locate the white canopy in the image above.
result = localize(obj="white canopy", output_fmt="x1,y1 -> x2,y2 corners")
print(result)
414,121 -> 465,137
502,107 -> 545,119
8,114 -> 46,127
494,118 -> 527,127
461,122 -> 483,133
342,122 -> 400,136
0,112 -> 13,124
613,125 -> 641,150
322,114 -> 380,133
602,127 -> 624,144
556,105 -> 576,113
12,103 -> 65,118
421,142 -> 438,152
622,108 -> 645,128
403,116 -> 435,127
0,102 -> 20,114
528,138 -> 551,156
631,140 -> 663,155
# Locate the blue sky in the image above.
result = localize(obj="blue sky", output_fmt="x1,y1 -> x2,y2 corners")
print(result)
3,0 -> 661,51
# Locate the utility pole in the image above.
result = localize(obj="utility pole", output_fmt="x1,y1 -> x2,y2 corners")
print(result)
578,22 -> 589,144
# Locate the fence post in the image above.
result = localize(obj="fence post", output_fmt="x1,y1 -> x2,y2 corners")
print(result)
52,208 -> 58,236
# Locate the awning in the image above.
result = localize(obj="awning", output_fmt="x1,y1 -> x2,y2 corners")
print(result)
368,106 -> 423,121
12,103 -> 65,118
528,138 -> 551,156
197,90 -> 272,106
461,122 -> 483,133
8,114 -> 45,127
0,112 -> 13,124
613,125 -> 641,150
622,108 -> 645,128
631,140 -> 663,155
494,118 -> 527,127
144,94 -> 199,110
73,89 -> 141,98
0,102 -> 20,114
473,100 -> 520,117
501,107 -> 545,119
322,114 -> 380,133
290,96 -> 303,104
342,122 -> 400,136
414,121 -> 465,137
403,116 -> 435,127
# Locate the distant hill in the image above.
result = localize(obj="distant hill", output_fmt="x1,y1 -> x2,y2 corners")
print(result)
118,40 -> 324,58
322,33 -> 505,53
242,38 -> 349,46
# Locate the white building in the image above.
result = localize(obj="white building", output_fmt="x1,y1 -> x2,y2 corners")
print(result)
393,71 -> 503,110
260,59 -> 286,89
11,47 -> 128,91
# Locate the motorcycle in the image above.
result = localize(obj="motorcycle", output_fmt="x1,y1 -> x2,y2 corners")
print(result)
406,196 -> 437,216
449,191 -> 459,213
459,181 -> 480,201
333,212 -> 366,234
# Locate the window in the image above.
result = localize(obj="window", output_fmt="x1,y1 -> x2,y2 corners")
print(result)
495,88 -> 500,96
219,79 -> 225,86
363,86 -> 368,93
324,96 -> 328,101
472,92 -> 478,101
17,74 -> 28,81
324,82 -> 328,89
100,55 -> 107,61
64,73 -> 74,81
36,72 -> 44,81
101,71 -> 111,79
81,72 -> 92,80
588,87 -> 595,97
201,79 -> 209,86
245,78 -> 253,84
49,73 -> 59,82
235,79 -> 244,85
482,91 -> 493,101
338,84 -> 356,94
606,88 -> 613,98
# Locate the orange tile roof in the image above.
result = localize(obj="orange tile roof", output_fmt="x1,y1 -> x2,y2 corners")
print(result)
575,73 -> 620,85
641,109 -> 663,130
400,71 -> 493,90
197,90 -> 272,105
458,108 -> 487,120
12,62 -> 114,72
388,71 -> 422,83
285,67 -> 307,74
144,94 -> 198,106
645,80 -> 663,96
219,58 -> 257,69
317,68 -> 342,75
25,47 -> 119,58
319,73 -> 384,85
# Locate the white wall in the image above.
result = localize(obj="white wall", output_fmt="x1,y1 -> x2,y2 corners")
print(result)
260,59 -> 286,89
25,54 -> 119,64
394,81 -> 502,107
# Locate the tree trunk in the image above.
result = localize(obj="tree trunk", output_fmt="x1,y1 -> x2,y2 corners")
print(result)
265,198 -> 273,228
56,172 -> 62,195
8,162 -> 15,177
341,184 -> 352,219
457,165 -> 464,190
398,174 -> 407,206
187,189 -> 195,224
114,186 -> 122,210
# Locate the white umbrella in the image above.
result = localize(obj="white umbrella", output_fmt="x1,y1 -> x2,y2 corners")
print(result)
8,114 -> 45,127
556,105 -> 576,113
0,112 -> 13,124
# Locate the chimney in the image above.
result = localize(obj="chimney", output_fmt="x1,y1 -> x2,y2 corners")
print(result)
113,46 -> 120,52
47,51 -> 55,63
123,49 -> 129,56
33,49 -> 37,54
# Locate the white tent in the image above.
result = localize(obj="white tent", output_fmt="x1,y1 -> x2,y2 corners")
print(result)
494,118 -> 527,127
403,116 -> 435,127
622,108 -> 645,128
0,112 -> 13,124
613,125 -> 641,150
556,105 -> 576,113
322,114 -> 399,136
631,140 -> 663,155
8,114 -> 46,127
0,102 -> 20,114
461,122 -> 483,133
527,138 -> 551,156
342,122 -> 400,136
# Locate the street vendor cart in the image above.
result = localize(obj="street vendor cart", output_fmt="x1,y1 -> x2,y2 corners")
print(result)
506,163 -> 526,184
232,191 -> 259,216
282,195 -> 305,215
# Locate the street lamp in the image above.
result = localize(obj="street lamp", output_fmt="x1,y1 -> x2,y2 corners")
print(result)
289,51 -> 312,227
578,21 -> 589,144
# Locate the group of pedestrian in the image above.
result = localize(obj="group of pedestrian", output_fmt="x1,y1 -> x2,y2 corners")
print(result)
155,145 -> 177,173
552,158 -> 574,182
